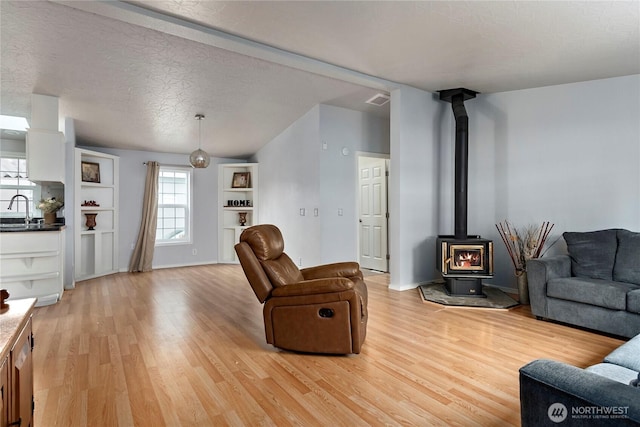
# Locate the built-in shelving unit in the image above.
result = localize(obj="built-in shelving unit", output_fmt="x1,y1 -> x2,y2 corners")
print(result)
74,148 -> 119,280
218,163 -> 258,263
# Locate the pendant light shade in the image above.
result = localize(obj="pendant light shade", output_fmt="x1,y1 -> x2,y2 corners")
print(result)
190,114 -> 210,168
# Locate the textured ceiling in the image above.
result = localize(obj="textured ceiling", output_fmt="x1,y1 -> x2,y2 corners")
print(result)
1,1 -> 639,158
132,0 -> 640,93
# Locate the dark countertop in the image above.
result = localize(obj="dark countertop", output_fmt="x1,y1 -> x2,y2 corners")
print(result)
0,221 -> 66,232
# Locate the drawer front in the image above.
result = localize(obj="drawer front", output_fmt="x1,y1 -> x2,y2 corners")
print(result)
2,277 -> 61,301
0,231 -> 60,254
1,256 -> 60,277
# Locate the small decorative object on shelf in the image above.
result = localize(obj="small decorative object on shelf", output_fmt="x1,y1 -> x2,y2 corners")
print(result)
0,289 -> 9,309
226,199 -> 252,207
496,220 -> 557,304
81,200 -> 100,207
238,212 -> 248,226
81,161 -> 101,182
232,172 -> 250,188
38,197 -> 64,224
85,213 -> 98,230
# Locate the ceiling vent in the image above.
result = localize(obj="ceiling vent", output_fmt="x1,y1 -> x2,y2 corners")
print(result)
365,93 -> 390,106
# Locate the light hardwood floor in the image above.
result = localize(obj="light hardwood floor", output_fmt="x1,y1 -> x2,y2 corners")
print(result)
32,265 -> 624,426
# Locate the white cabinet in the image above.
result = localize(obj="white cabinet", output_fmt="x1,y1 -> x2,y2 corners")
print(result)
26,129 -> 65,183
0,230 -> 65,306
74,148 -> 119,280
218,163 -> 258,263
26,94 -> 65,183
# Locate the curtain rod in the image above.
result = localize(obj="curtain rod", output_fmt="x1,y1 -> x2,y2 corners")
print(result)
142,162 -> 190,168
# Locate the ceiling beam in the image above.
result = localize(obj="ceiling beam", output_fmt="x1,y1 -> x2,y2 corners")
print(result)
53,0 -> 401,93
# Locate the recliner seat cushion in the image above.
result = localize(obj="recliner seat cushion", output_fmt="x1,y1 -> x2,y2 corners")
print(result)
547,277 -> 637,310
614,230 -> 640,285
563,229 -> 618,280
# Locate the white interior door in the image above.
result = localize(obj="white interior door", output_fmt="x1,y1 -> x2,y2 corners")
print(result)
358,156 -> 388,272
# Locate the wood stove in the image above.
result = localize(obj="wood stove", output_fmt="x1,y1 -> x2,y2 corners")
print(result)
437,236 -> 493,297
437,88 -> 494,297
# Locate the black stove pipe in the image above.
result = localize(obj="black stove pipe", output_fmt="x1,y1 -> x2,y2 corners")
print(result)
452,95 -> 469,240
439,88 -> 478,240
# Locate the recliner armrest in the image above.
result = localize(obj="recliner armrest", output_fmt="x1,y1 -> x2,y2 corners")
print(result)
301,262 -> 362,280
271,277 -> 354,297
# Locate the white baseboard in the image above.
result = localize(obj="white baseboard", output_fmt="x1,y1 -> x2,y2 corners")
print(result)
118,259 -> 218,273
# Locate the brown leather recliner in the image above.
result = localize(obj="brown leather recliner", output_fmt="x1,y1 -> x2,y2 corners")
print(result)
234,224 -> 368,354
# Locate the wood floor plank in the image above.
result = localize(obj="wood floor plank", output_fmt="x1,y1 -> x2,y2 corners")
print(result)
31,264 -> 625,426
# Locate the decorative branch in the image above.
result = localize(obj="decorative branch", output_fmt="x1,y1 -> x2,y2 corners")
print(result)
495,220 -> 556,273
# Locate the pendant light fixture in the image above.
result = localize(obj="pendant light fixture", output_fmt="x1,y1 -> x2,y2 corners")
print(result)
189,114 -> 210,168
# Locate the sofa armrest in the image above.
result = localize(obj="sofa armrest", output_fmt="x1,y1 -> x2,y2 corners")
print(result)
527,255 -> 571,318
271,277 -> 354,297
301,262 -> 363,280
520,359 -> 640,426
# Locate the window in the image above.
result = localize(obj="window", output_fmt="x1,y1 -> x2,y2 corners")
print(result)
156,167 -> 192,245
0,155 -> 37,217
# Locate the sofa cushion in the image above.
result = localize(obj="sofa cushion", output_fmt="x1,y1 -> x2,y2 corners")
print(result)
563,229 -> 618,280
547,277 -> 637,310
614,229 -> 640,285
604,334 -> 640,372
628,289 -> 640,315
585,363 -> 639,385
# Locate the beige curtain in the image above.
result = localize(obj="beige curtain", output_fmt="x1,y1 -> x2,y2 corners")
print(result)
129,161 -> 160,272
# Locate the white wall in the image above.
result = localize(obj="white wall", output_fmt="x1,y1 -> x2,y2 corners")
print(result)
254,104 -> 390,267
89,147 -> 245,270
438,74 -> 640,290
389,86 -> 444,290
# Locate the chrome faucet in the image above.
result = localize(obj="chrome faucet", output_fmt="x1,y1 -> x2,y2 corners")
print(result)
8,194 -> 31,224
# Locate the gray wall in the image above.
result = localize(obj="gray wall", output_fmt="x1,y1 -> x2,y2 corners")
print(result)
319,105 -> 391,264
389,86 -> 443,290
68,74 -> 639,293
438,74 -> 640,290
92,147 -> 245,270
253,104 -> 390,268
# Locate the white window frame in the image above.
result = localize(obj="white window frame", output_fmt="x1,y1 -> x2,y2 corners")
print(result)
155,166 -> 193,246
0,152 -> 39,218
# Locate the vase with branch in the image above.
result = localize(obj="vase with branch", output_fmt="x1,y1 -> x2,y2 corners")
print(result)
495,220 -> 556,304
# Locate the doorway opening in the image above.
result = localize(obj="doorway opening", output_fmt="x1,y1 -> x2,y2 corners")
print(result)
357,154 -> 389,272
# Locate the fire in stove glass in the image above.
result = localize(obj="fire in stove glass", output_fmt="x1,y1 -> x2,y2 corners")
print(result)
454,250 -> 481,267
450,246 -> 485,270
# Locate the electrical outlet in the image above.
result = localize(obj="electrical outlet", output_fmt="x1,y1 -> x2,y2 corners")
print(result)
300,208 -> 305,216
192,248 -> 197,255
338,209 -> 343,216
314,208 -> 319,217
130,243 -> 135,250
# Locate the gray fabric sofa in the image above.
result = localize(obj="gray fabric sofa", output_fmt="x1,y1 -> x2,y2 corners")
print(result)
528,229 -> 640,338
520,334 -> 640,426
